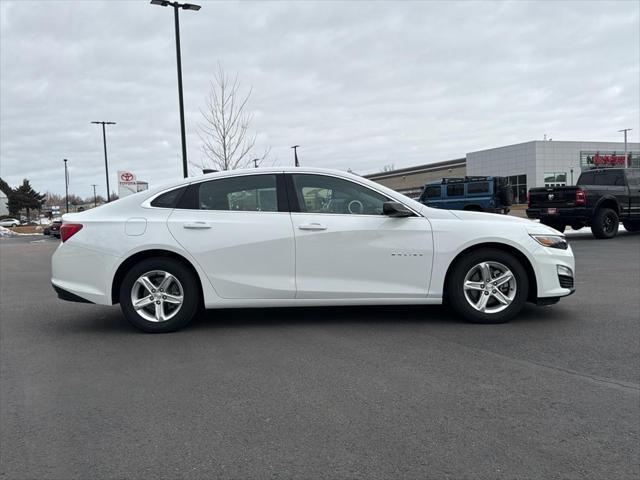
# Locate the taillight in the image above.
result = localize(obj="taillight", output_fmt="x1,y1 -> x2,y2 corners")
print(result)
60,223 -> 83,242
575,189 -> 586,206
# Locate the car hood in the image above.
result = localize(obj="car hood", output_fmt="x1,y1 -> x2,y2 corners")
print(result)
449,209 -> 560,235
449,210 -> 530,224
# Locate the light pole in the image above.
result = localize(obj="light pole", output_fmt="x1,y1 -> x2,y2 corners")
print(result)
63,158 -> 69,213
570,167 -> 574,186
150,0 -> 201,178
91,184 -> 98,207
618,128 -> 632,167
91,121 -> 116,201
291,145 -> 300,167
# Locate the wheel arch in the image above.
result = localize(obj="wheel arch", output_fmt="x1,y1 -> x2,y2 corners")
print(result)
111,249 -> 204,305
443,242 -> 538,303
595,196 -> 619,213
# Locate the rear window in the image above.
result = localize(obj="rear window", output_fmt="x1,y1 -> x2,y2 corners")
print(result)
595,170 -> 625,186
446,184 -> 464,197
577,172 -> 595,185
467,181 -> 490,194
151,187 -> 187,208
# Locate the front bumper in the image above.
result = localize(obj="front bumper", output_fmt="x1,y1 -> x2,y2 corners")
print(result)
530,241 -> 576,300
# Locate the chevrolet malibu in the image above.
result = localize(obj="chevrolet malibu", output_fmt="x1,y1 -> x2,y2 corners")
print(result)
51,167 -> 575,332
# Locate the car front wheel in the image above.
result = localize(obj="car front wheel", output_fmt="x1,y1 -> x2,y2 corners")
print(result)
447,248 -> 529,324
119,257 -> 200,333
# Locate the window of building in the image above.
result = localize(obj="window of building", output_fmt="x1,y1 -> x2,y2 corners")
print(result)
446,184 -> 464,197
507,174 -> 527,204
544,172 -> 567,187
198,175 -> 278,212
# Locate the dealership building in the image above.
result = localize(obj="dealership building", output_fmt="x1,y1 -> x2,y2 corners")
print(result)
366,140 -> 640,204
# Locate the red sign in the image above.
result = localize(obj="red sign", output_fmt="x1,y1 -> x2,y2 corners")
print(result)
592,153 -> 627,166
120,172 -> 134,182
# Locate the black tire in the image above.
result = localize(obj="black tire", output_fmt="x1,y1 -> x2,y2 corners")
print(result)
541,219 -> 566,233
570,223 -> 583,231
591,208 -> 619,239
446,248 -> 529,324
622,220 -> 640,232
119,257 -> 200,333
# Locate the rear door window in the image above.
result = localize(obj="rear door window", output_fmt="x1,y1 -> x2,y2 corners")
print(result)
467,181 -> 490,195
595,170 -> 625,186
446,184 -> 464,197
577,172 -> 595,185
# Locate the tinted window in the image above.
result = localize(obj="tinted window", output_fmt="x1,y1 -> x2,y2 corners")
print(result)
446,184 -> 464,197
626,170 -> 640,186
577,172 -> 595,185
424,185 -> 441,199
467,181 -> 490,194
292,174 -> 389,215
596,170 -> 625,186
198,175 -> 278,212
150,187 -> 186,208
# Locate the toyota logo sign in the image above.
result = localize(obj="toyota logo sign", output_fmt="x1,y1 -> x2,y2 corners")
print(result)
120,172 -> 134,182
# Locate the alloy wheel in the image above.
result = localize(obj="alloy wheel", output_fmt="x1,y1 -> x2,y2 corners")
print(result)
463,261 -> 517,314
130,270 -> 184,323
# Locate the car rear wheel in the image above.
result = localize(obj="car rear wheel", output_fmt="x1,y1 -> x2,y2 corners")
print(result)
591,208 -> 619,239
447,249 -> 529,324
119,257 -> 200,333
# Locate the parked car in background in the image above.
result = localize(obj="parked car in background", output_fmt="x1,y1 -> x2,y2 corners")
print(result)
51,167 -> 574,333
0,218 -> 20,227
49,220 -> 62,238
527,168 -> 640,238
418,176 -> 513,214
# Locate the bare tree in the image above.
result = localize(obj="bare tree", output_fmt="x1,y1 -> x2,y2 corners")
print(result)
198,64 -> 268,171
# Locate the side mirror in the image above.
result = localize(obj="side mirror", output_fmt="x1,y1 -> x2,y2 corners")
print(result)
383,201 -> 414,217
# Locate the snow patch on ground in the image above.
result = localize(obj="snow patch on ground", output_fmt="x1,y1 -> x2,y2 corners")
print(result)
0,226 -> 16,237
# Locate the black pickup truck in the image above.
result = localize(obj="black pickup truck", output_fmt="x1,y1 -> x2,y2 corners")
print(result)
527,168 -> 640,239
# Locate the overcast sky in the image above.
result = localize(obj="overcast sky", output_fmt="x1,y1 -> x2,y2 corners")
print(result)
1,0 -> 638,199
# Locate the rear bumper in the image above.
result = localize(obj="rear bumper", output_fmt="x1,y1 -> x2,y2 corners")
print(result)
526,207 -> 594,221
52,283 -> 94,304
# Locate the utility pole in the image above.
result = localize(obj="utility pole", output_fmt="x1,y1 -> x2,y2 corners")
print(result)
291,145 -> 300,167
91,184 -> 98,207
63,158 -> 69,213
91,121 -> 116,201
150,0 -> 201,178
618,128 -> 632,167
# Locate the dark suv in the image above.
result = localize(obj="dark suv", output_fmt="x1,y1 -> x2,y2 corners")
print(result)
527,168 -> 640,238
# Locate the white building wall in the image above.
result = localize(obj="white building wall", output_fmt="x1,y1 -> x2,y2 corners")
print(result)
467,140 -> 640,190
0,193 -> 8,216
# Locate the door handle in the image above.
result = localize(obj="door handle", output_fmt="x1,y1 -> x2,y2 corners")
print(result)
183,222 -> 211,229
298,223 -> 327,231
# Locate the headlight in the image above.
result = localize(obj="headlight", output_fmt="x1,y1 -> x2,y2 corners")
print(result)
530,234 -> 568,250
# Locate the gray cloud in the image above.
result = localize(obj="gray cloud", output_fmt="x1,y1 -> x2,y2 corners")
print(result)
1,0 -> 638,199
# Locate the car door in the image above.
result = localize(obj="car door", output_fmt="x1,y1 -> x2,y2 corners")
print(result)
167,173 -> 296,299
287,173 -> 433,299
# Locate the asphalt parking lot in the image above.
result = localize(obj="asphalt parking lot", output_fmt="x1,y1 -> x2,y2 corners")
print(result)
1,232 -> 639,479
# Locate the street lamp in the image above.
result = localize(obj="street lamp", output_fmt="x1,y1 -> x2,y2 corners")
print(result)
150,0 -> 201,178
63,159 -> 69,213
91,184 -> 98,207
618,128 -> 632,167
91,121 -> 116,202
291,145 -> 300,167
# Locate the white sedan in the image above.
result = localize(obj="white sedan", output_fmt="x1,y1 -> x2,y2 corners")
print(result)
51,167 -> 575,332
0,218 -> 20,227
